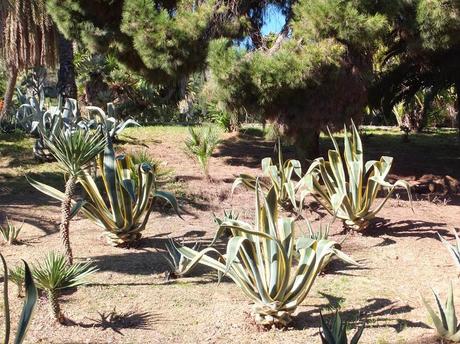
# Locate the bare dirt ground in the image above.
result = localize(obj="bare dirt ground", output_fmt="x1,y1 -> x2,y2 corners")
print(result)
0,127 -> 459,343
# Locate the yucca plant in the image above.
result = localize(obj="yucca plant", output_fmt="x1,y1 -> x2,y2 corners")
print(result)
422,282 -> 460,341
0,217 -> 23,245
32,252 -> 97,323
28,127 -> 107,264
232,139 -> 303,210
163,239 -> 200,280
1,254 -> 37,343
320,310 -> 365,344
184,126 -> 220,179
438,229 -> 460,270
302,121 -> 412,231
9,265 -> 25,297
177,183 -> 356,327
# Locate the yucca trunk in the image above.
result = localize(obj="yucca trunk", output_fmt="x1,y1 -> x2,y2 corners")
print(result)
0,66 -> 18,120
60,175 -> 76,265
47,290 -> 64,323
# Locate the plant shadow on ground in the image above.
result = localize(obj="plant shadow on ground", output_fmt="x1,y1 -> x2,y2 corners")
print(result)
293,296 -> 430,333
68,310 -> 157,335
363,218 -> 451,241
322,258 -> 371,277
89,232 -> 227,281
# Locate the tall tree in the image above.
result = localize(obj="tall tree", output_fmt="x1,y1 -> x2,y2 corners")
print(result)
44,1 -> 262,85
0,0 -> 58,119
370,0 -> 460,133
57,33 -> 77,99
206,0 -> 390,158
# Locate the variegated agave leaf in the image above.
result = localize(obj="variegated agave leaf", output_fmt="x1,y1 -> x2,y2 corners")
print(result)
177,184 -> 357,327
438,229 -> 460,270
301,120 -> 412,231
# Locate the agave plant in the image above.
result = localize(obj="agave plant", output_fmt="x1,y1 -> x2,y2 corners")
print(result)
32,252 -> 97,323
422,282 -> 460,341
163,239 -> 200,280
438,229 -> 460,270
184,126 -> 220,179
130,149 -> 173,185
232,139 -> 303,210
302,121 -> 412,231
0,217 -> 23,245
28,127 -> 107,264
1,254 -> 37,343
86,102 -> 139,140
177,183 -> 356,327
320,310 -> 365,344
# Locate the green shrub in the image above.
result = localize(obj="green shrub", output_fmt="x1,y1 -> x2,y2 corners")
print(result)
184,126 -> 220,178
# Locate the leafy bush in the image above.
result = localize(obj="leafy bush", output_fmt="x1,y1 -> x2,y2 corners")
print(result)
32,252 -> 97,323
320,310 -> 365,344
184,126 -> 220,178
302,121 -> 412,231
177,184 -> 356,327
0,217 -> 22,245
1,254 -> 37,343
422,282 -> 460,341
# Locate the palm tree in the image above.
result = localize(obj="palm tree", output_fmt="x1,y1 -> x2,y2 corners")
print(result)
32,252 -> 97,323
57,32 -> 78,99
37,128 -> 106,265
0,0 -> 58,119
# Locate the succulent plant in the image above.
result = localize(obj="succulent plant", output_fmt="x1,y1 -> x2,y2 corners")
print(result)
320,310 -> 365,344
0,217 -> 23,245
302,120 -> 412,231
163,239 -> 200,280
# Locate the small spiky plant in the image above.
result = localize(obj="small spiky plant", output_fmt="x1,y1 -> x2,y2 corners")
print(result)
422,282 -> 460,341
163,239 -> 200,280
32,252 -> 97,323
184,126 -> 220,179
0,217 -> 23,245
320,310 -> 365,344
9,265 -> 25,297
438,229 -> 460,270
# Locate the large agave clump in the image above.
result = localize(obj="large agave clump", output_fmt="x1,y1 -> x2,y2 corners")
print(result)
302,120 -> 412,231
177,183 -> 356,327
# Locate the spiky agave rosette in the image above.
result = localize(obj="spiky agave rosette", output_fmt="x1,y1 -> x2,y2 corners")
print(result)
176,183 -> 358,327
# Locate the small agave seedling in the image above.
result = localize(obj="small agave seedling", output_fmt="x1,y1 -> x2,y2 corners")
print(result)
163,239 -> 200,280
1,254 -> 37,343
232,138 -> 303,210
422,282 -> 460,341
320,310 -> 365,344
0,217 -> 23,245
438,229 -> 460,270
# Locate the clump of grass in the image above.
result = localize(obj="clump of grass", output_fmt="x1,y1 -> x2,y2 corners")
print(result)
184,126 -> 220,179
129,149 -> 173,184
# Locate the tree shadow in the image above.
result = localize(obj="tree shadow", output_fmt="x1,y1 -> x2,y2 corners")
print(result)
363,218 -> 450,240
294,297 -> 430,333
69,310 -> 157,335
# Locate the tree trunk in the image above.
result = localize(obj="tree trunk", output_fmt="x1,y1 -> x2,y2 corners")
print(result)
60,175 -> 76,266
57,33 -> 77,99
0,66 -> 18,120
294,129 -> 320,162
455,80 -> 460,136
47,290 -> 64,323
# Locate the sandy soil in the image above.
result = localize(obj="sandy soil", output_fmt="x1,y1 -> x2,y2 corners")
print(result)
0,129 -> 459,344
